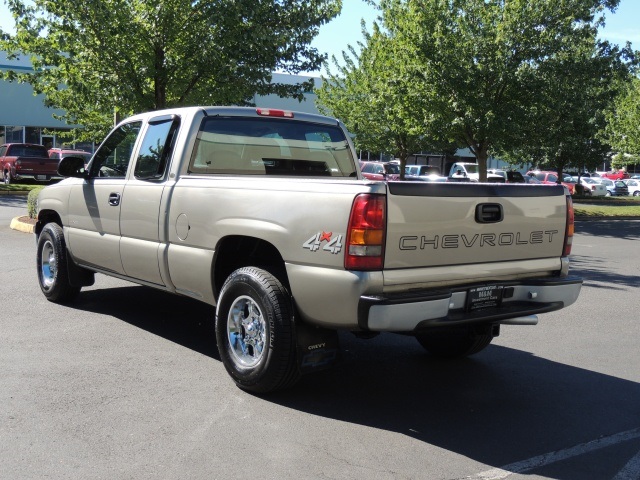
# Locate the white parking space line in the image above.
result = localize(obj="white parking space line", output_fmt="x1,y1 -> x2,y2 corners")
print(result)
463,427 -> 640,480
612,448 -> 640,480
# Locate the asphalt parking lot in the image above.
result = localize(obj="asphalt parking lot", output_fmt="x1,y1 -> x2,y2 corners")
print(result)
1,196 -> 639,480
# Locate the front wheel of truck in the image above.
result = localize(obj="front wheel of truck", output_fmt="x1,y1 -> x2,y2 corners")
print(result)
37,223 -> 81,303
215,267 -> 300,393
415,325 -> 494,358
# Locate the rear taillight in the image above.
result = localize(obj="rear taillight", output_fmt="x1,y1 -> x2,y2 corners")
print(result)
345,194 -> 386,270
563,194 -> 574,256
15,159 -> 21,171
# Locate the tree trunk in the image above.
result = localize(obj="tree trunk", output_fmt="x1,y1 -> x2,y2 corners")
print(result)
154,44 -> 167,110
476,147 -> 489,182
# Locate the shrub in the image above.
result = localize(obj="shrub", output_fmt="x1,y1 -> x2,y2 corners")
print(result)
27,186 -> 45,219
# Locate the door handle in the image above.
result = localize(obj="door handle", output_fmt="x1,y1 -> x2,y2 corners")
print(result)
108,193 -> 121,206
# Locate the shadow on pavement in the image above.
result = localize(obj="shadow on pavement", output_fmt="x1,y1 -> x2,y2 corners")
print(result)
67,284 -> 640,480
0,195 -> 28,208
70,286 -> 219,360
575,219 -> 640,240
569,254 -> 640,289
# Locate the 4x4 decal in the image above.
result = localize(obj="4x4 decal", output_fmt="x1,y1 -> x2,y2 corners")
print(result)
303,231 -> 343,254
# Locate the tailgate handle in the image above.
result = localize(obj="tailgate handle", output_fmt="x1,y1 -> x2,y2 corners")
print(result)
476,203 -> 503,223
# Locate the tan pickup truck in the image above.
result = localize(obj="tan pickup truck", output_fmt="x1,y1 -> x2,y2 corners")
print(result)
35,106 -> 582,393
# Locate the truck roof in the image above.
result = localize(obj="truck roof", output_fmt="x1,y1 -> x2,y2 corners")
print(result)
118,106 -> 340,127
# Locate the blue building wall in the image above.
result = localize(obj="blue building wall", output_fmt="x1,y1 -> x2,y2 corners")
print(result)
1,53 -> 323,149
0,52 -> 73,147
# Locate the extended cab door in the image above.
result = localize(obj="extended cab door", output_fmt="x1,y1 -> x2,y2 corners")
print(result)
118,115 -> 180,285
67,122 -> 142,274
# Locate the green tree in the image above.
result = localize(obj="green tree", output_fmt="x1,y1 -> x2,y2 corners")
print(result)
604,75 -> 640,170
499,39 -> 633,180
0,0 -> 341,141
324,0 -> 627,181
317,23 -> 455,178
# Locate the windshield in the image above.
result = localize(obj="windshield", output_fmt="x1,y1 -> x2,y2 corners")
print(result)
385,164 -> 401,174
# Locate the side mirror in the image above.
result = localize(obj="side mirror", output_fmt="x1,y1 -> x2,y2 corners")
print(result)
58,156 -> 88,178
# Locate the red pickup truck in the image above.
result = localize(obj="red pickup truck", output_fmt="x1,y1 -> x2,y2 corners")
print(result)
0,143 -> 60,185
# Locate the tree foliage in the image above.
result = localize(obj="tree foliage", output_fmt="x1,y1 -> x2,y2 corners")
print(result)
316,22 -> 454,177
604,75 -> 640,167
319,0 -> 631,181
0,0 -> 341,141
499,38 -> 634,177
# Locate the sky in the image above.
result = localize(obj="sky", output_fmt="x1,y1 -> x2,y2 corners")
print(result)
1,0 -> 639,74
310,0 -> 640,75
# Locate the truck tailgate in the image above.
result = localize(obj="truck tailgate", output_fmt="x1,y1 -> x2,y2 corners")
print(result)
384,182 -> 568,271
15,157 -> 59,178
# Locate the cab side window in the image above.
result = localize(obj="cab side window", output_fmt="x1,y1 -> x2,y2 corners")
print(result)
134,116 -> 180,180
90,122 -> 142,178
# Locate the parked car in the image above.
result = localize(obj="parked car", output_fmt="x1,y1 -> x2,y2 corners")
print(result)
596,178 -> 629,196
600,170 -> 629,180
449,162 -> 504,182
405,164 -> 441,177
526,170 -> 576,194
487,169 -> 526,183
48,148 -> 93,167
522,175 -> 542,184
571,176 -> 607,196
408,174 -> 448,182
359,161 -> 401,180
622,179 -> 640,196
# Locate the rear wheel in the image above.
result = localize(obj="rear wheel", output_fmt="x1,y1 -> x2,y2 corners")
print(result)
605,190 -> 611,196
634,191 -> 639,197
36,223 -> 81,303
416,325 -> 495,358
3,170 -> 10,185
215,267 -> 300,393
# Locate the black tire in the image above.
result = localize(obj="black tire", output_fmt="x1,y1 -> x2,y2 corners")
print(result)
215,267 -> 300,393
36,223 -> 81,303
416,325 -> 494,358
634,191 -> 639,197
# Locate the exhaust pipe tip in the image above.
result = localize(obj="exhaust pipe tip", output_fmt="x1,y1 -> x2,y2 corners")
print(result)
500,315 -> 539,326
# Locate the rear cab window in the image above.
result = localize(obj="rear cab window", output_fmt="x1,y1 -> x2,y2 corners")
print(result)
188,117 -> 356,177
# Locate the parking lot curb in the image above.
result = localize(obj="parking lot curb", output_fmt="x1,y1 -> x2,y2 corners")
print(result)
575,216 -> 640,221
10,216 -> 35,234
0,190 -> 30,196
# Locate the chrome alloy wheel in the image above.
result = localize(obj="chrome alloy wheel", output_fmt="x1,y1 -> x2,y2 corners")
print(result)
40,239 -> 57,291
227,295 -> 267,368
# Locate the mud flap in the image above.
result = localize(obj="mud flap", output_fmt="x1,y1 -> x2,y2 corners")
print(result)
66,249 -> 95,287
295,321 -> 340,375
